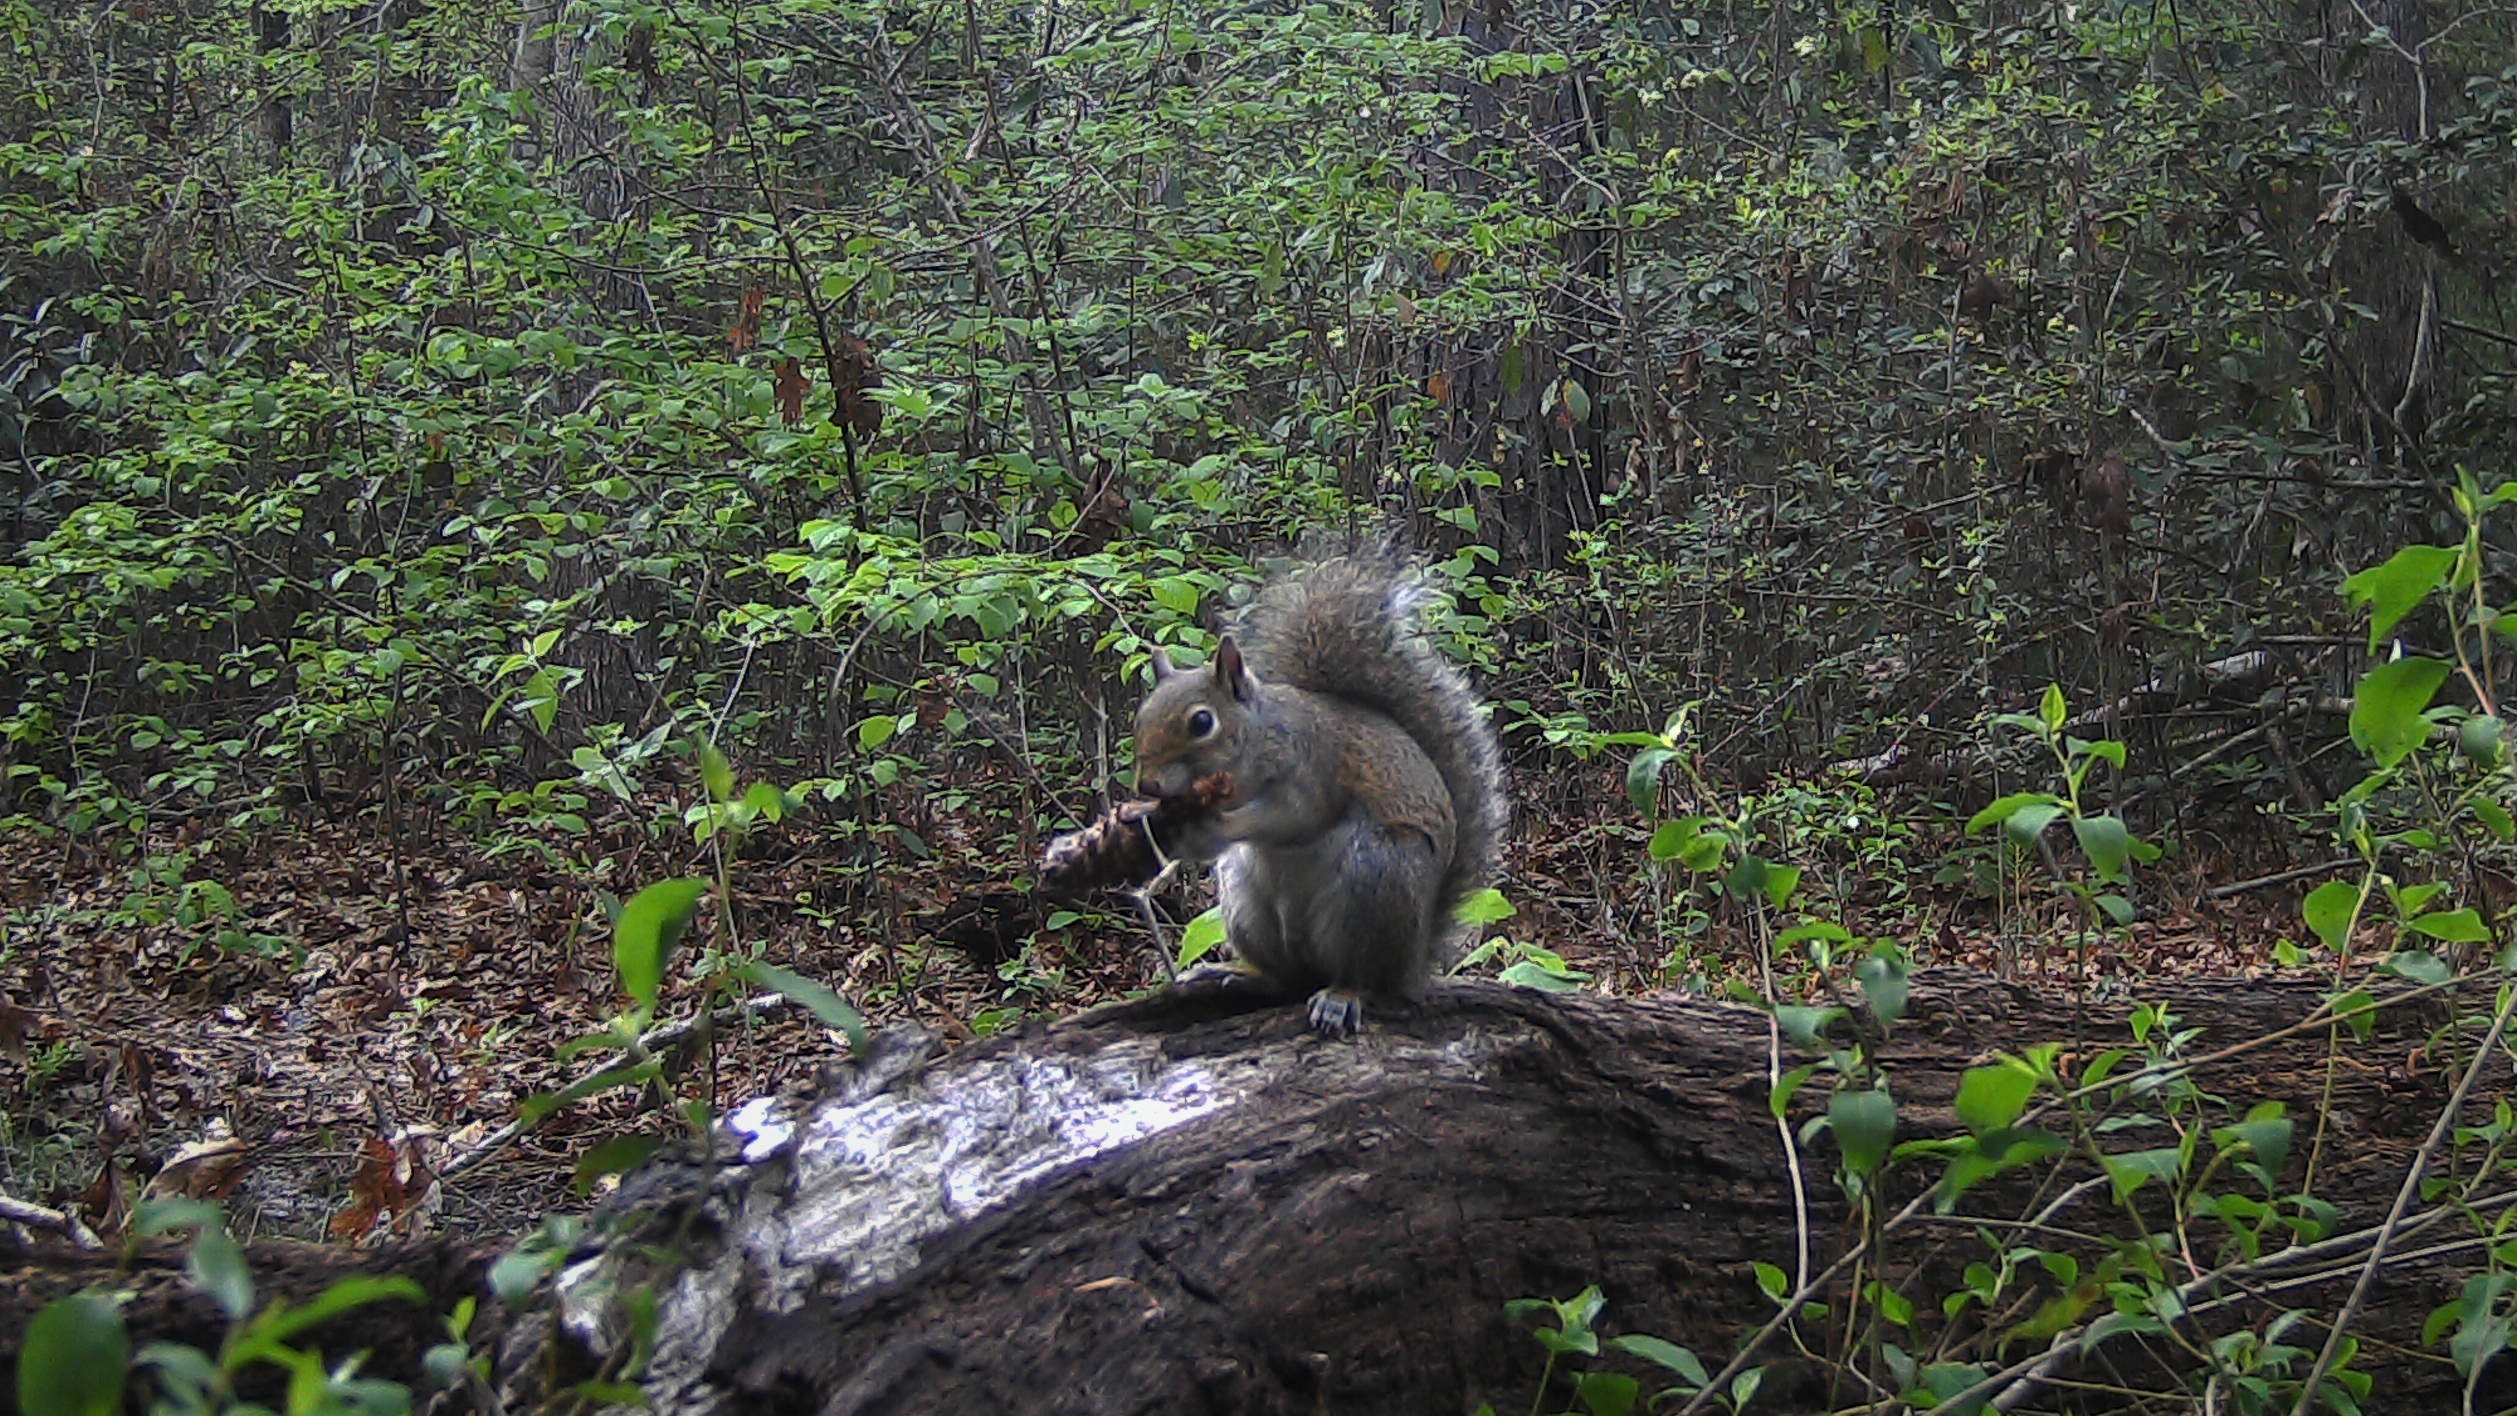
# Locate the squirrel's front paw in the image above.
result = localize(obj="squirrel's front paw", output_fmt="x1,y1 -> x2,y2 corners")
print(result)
1305,988 -> 1367,1036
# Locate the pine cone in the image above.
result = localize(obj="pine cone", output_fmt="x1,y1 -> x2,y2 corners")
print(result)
1038,773 -> 1234,893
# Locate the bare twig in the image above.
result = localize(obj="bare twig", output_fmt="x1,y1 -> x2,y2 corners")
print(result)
2205,857 -> 2364,900
0,1191 -> 104,1249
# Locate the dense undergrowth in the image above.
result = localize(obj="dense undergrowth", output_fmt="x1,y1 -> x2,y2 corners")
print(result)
3,0 -> 2511,866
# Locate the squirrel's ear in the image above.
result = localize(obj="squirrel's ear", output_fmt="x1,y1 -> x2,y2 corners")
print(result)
1214,636 -> 1259,703
1149,647 -> 1176,682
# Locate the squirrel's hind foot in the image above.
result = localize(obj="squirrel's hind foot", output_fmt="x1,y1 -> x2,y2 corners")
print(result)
1305,987 -> 1367,1036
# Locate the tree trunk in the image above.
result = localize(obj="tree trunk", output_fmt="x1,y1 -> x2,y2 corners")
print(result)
252,3 -> 290,151
507,0 -> 555,96
8,974 -> 2509,1414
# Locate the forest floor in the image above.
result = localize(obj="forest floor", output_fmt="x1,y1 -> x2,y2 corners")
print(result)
0,769 -> 2331,1249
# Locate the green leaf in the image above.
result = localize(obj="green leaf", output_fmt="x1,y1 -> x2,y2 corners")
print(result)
19,1293 -> 129,1416
613,878 -> 708,1013
1647,816 -> 1699,861
2457,715 -> 2504,767
1956,1061 -> 2038,1135
857,715 -> 899,751
187,1226 -> 254,1322
2002,801 -> 2065,848
742,961 -> 869,1051
2214,1109 -> 2293,1178
1759,863 -> 1803,909
132,1341 -> 216,1400
2039,683 -> 2067,733
1608,1335 -> 1708,1388
699,740 -> 735,802
1774,1005 -> 1840,1047
2429,1272 -> 2517,1376
1573,1370 -> 1636,1416
2349,657 -> 2451,768
1965,791 -> 2058,835
2330,989 -> 2380,1041
1726,852 -> 1769,901
1830,1086 -> 1897,1177
2302,880 -> 2361,952
2000,1283 -> 2097,1353
1855,953 -> 1909,1027
2382,950 -> 2452,985
1500,957 -> 1591,991
2103,1144 -> 2185,1201
741,781 -> 790,823
2471,798 -> 2515,843
1150,576 -> 1202,615
1752,1261 -> 1789,1301
134,1198 -> 226,1239
524,668 -> 560,733
1769,1062 -> 1819,1119
2071,815 -> 2133,884
1775,920 -> 1852,947
2343,544 -> 2457,650
1919,1363 -> 1992,1414
237,1276 -> 425,1349
1454,887 -> 1516,926
1650,816 -> 1728,871
1177,907 -> 1226,969
2408,908 -> 2488,943
1626,748 -> 1675,816
488,1246 -> 566,1306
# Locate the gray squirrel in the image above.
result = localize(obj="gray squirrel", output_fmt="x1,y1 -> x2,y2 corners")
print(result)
1131,548 -> 1508,1035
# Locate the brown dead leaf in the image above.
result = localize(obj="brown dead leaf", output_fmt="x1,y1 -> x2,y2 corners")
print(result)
1671,343 -> 1702,398
118,1041 -> 158,1127
833,333 -> 883,438
329,1127 -> 443,1244
728,285 -> 764,355
80,1155 -> 131,1236
775,357 -> 808,428
1427,370 -> 1451,404
0,994 -> 35,1058
331,1136 -> 406,1242
144,1135 -> 254,1202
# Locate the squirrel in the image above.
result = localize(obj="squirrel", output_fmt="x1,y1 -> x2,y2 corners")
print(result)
1130,546 -> 1508,1035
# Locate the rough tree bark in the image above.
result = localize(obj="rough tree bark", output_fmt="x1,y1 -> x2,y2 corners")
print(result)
6,973 -> 2508,1414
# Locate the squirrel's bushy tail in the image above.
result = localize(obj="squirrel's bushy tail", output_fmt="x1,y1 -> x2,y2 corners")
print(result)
1236,543 -> 1509,936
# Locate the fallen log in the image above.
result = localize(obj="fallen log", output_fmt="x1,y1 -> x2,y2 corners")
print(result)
514,971 -> 2516,1414
9,972 -> 2511,1415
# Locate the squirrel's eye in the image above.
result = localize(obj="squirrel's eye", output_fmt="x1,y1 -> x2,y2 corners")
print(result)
1188,709 -> 1217,738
